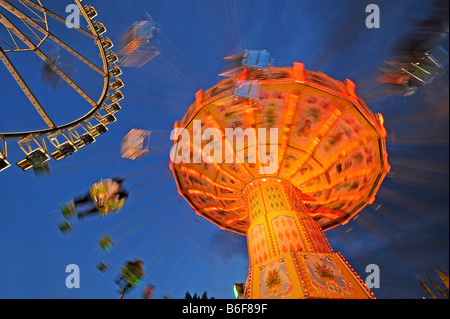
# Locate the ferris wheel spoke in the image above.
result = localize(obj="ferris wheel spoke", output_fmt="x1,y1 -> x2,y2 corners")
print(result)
0,10 -> 100,108
19,0 -> 96,40
19,18 -> 43,42
0,35 -> 16,50
0,46 -> 56,129
0,0 -> 105,75
19,0 -> 47,24
4,27 -> 19,50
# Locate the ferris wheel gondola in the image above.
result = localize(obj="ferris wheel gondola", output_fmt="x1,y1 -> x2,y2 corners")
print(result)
0,0 -> 124,174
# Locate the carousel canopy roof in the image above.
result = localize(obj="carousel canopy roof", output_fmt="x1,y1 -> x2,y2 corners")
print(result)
170,63 -> 390,235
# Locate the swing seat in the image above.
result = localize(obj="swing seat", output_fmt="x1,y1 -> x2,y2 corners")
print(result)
234,80 -> 262,100
117,20 -> 160,67
16,148 -> 49,171
93,21 -> 106,35
60,201 -> 77,219
0,158 -> 10,172
120,264 -> 144,286
96,261 -> 109,272
121,129 -> 151,160
89,123 -> 108,138
220,50 -> 273,77
242,50 -> 272,69
83,5 -> 98,19
105,102 -> 121,114
57,220 -> 74,234
50,141 -> 76,161
98,235 -> 114,252
32,158 -> 51,177
401,45 -> 449,85
73,132 -> 95,149
402,62 -> 439,84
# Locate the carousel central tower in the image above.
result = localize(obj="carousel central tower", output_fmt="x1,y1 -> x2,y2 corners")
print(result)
244,177 -> 369,298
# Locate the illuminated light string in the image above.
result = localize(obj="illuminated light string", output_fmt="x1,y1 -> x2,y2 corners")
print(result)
187,138 -> 240,185
299,168 -> 374,195
327,228 -> 383,297
292,137 -> 371,184
186,189 -> 240,201
19,6 -> 446,295
178,166 -> 240,191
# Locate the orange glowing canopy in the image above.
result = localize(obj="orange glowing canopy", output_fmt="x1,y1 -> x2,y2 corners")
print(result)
170,63 -> 389,235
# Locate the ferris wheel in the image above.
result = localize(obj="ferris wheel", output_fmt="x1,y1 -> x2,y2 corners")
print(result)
0,0 -> 124,174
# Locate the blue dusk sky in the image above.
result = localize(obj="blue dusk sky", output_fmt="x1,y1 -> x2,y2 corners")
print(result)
0,0 -> 448,299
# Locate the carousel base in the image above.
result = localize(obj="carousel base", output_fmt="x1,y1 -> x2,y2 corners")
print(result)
244,250 -> 373,299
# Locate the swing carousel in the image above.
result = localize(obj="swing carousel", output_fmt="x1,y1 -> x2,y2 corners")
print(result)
170,51 -> 390,299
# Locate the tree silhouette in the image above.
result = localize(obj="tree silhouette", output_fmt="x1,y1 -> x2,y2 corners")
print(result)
184,290 -> 214,299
